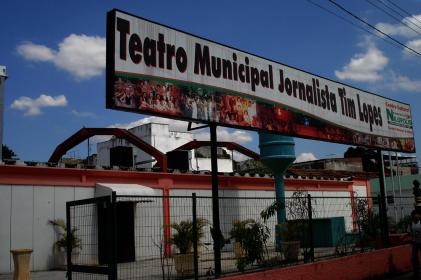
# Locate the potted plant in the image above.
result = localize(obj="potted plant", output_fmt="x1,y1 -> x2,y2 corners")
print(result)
229,219 -> 252,258
229,219 -> 269,271
260,191 -> 312,262
275,222 -> 301,261
354,198 -> 385,249
49,219 -> 81,269
170,218 -> 207,277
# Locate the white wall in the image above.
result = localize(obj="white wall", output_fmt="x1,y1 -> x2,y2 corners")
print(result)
0,185 -> 12,273
168,188 -> 356,254
133,195 -> 163,260
97,141 -> 111,167
97,138 -> 139,167
149,123 -> 193,154
0,183 -> 363,272
307,191 -> 354,232
353,185 -> 368,198
96,123 -> 234,172
96,123 -> 194,168
193,158 -> 233,173
0,185 -> 95,273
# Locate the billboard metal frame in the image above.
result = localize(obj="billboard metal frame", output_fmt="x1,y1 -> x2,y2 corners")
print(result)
106,8 -> 415,153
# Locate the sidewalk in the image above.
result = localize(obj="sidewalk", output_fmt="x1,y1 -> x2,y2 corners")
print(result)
387,273 -> 414,280
0,270 -> 66,280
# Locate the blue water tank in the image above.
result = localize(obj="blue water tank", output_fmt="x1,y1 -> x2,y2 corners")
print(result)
259,132 -> 295,223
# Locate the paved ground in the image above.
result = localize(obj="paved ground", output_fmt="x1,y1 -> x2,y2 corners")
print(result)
0,270 -> 419,279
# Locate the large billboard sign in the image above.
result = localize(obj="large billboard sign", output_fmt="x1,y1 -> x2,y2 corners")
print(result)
106,9 -> 415,153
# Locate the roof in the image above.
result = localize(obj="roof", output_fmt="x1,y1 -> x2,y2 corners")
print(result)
293,157 -> 362,165
287,168 -> 377,180
95,183 -> 156,196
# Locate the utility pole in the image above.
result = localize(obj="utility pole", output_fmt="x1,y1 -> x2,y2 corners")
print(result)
0,66 -> 7,161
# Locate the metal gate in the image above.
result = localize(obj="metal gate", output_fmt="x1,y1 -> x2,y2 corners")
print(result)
66,195 -> 117,280
66,193 -> 203,280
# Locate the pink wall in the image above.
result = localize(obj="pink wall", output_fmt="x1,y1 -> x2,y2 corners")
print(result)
0,165 -> 357,192
222,245 -> 413,280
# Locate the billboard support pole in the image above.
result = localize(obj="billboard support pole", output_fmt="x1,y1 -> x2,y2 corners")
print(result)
377,149 -> 390,247
210,123 -> 222,277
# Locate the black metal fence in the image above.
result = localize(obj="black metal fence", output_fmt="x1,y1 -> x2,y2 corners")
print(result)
66,193 -> 414,280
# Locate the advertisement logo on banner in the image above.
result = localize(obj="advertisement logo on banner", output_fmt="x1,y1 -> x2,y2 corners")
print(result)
106,9 -> 415,153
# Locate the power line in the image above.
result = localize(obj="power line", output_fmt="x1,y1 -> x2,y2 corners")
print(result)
365,0 -> 421,36
384,0 -> 421,27
328,0 -> 421,57
374,0 -> 421,32
375,0 -> 409,19
305,0 -> 403,51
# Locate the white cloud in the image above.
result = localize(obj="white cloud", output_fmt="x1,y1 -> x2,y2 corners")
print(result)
194,128 -> 253,144
54,34 -> 105,78
71,110 -> 97,118
404,39 -> 421,56
17,42 -> 55,61
388,72 -> 421,93
335,43 -> 388,82
17,34 -> 105,79
11,94 -> 68,116
109,116 -> 190,132
375,15 -> 421,38
294,152 -> 317,163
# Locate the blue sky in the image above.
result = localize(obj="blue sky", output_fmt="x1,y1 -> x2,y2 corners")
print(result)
1,0 -> 421,162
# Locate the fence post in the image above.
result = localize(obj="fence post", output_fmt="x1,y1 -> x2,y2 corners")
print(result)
377,194 -> 389,248
192,193 -> 199,280
110,192 -> 118,280
66,202 -> 72,280
377,149 -> 390,248
307,194 -> 314,262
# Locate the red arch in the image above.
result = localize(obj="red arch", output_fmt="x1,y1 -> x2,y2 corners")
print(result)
49,128 -> 167,171
174,140 -> 260,160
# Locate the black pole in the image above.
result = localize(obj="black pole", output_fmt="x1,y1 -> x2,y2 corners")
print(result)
210,124 -> 222,277
377,149 -> 389,248
307,194 -> 314,262
66,202 -> 72,280
111,192 -> 118,280
192,193 -> 199,280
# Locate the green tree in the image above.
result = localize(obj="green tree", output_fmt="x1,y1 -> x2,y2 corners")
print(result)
2,144 -> 17,160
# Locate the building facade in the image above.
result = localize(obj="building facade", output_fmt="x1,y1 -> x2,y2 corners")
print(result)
0,164 -> 370,273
